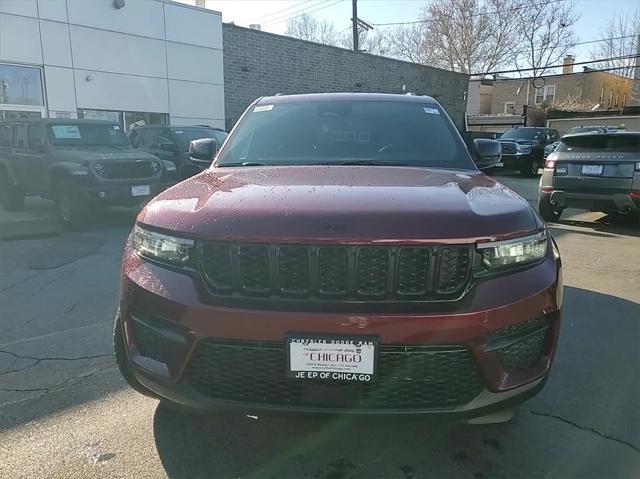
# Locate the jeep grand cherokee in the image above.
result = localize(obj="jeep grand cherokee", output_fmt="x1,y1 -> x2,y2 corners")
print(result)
114,94 -> 563,423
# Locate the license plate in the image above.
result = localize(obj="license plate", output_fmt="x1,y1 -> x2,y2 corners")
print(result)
495,162 -> 504,167
131,185 -> 151,197
287,334 -> 378,383
581,165 -> 603,176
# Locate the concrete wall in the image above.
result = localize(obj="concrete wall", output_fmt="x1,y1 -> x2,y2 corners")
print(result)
0,0 -> 225,127
222,24 -> 468,129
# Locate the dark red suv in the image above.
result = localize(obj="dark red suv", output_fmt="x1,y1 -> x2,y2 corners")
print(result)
114,94 -> 562,423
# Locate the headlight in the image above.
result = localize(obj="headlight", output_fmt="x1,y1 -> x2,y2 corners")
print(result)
132,225 -> 194,265
93,162 -> 105,176
163,160 -> 177,172
150,160 -> 161,173
516,144 -> 532,154
477,232 -> 547,269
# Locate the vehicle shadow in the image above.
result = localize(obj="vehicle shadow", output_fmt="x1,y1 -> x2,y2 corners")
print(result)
152,286 -> 640,479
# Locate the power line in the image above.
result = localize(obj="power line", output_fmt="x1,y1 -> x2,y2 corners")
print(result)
371,0 -> 567,26
509,34 -> 639,56
472,53 -> 640,76
245,0 -> 316,24
261,0 -> 345,27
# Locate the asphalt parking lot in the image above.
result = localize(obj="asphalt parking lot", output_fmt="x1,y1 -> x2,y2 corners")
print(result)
0,173 -> 638,479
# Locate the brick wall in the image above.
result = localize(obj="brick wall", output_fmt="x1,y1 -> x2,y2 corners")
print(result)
222,24 -> 468,129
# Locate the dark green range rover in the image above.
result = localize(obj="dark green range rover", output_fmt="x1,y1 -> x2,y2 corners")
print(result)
0,119 -> 176,228
538,131 -> 640,222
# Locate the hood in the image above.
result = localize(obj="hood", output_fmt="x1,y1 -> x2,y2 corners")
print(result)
498,138 -> 539,146
52,147 -> 159,162
138,166 -> 538,243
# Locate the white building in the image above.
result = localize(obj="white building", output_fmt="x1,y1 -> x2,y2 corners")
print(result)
0,0 -> 224,130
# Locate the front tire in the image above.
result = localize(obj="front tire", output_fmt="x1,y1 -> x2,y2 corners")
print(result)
521,157 -> 540,178
113,313 -> 161,399
539,196 -> 563,222
0,169 -> 25,211
55,181 -> 88,229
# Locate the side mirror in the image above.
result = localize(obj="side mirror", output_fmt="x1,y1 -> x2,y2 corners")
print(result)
159,142 -> 179,152
473,139 -> 501,165
188,138 -> 217,163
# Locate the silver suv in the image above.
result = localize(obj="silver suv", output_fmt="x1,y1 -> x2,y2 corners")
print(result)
538,131 -> 640,221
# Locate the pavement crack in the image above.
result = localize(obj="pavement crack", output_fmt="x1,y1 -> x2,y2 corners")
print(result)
0,365 -> 116,400
0,350 -> 112,377
526,409 -> 640,453
0,272 -> 44,294
25,270 -> 75,302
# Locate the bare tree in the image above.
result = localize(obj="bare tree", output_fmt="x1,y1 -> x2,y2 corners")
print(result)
511,0 -> 580,77
402,0 -> 521,74
589,10 -> 640,78
285,13 -> 339,46
384,23 -> 430,64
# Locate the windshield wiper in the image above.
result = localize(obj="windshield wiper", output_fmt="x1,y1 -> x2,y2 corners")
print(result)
318,160 -> 413,166
218,161 -> 270,167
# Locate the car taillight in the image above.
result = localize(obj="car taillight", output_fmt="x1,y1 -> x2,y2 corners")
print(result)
635,162 -> 640,171
544,152 -> 558,169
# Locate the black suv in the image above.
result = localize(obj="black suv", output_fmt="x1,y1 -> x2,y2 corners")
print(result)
498,127 -> 560,177
0,119 -> 173,228
130,125 -> 227,180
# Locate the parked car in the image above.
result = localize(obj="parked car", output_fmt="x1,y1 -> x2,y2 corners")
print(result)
130,125 -> 228,180
544,141 -> 560,160
539,130 -> 640,221
497,127 -> 560,177
114,93 -> 562,424
0,119 -> 174,228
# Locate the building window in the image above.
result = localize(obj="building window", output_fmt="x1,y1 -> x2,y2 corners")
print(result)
608,90 -> 613,108
622,93 -> 627,107
599,87 -> 605,104
614,91 -> 619,107
0,63 -> 44,106
503,102 -> 516,114
535,85 -> 556,104
77,109 -> 168,133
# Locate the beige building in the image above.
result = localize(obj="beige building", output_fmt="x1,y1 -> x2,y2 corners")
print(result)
488,57 -> 634,115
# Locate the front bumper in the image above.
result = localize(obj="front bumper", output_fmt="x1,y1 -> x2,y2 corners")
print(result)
78,181 -> 174,205
118,243 -> 562,416
500,153 -> 532,168
544,190 -> 639,213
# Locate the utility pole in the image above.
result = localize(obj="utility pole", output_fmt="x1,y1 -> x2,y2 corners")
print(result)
352,0 -> 358,52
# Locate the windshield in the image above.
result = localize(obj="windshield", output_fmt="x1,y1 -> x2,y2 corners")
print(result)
47,123 -> 130,147
216,100 -> 474,169
557,134 -> 640,153
173,128 -> 228,152
501,128 -> 544,140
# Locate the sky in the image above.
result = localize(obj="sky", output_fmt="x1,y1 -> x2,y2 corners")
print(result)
178,0 -> 639,68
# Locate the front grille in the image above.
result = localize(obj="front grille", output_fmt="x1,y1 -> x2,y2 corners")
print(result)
185,340 -> 485,409
500,142 -> 517,155
490,317 -> 550,371
101,161 -> 155,179
200,243 -> 472,302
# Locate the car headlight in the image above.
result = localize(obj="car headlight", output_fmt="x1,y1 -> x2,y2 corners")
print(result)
93,162 -> 105,176
150,160 -> 161,173
132,225 -> 194,265
516,144 -> 532,154
477,231 -> 547,269
162,160 -> 177,172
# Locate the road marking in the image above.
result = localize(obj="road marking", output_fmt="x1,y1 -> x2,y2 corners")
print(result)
0,321 -> 112,348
